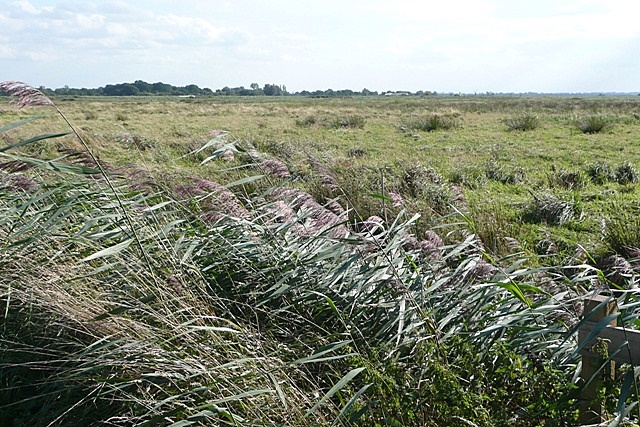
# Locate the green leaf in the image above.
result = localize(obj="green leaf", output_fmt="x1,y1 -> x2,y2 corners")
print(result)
82,238 -> 134,262
493,281 -> 532,307
0,115 -> 48,134
0,131 -> 72,153
0,152 -> 100,174
224,174 -> 264,188
292,340 -> 353,365
305,367 -> 366,417
333,384 -> 372,425
199,142 -> 243,164
368,193 -> 394,203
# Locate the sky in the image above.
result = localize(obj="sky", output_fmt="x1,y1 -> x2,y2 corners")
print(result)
2,0 -> 639,93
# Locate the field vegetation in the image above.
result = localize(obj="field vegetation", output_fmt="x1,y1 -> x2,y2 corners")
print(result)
2,84 -> 640,426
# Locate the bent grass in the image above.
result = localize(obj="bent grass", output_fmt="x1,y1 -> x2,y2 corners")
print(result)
2,84 -> 640,425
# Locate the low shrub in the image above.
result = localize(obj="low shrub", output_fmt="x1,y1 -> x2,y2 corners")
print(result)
400,113 -> 459,132
449,165 -> 487,189
503,113 -> 540,131
327,115 -> 366,129
295,115 -> 317,127
604,209 -> 640,258
576,115 -> 612,134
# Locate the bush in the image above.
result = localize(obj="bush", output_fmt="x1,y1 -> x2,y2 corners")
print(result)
327,115 -> 366,129
503,113 -> 540,131
400,114 -> 459,132
449,165 -> 487,189
576,115 -> 612,134
295,115 -> 317,127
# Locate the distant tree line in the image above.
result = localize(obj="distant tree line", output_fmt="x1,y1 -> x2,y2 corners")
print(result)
28,80 -> 438,98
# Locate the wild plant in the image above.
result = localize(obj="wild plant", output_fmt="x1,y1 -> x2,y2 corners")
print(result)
523,191 -> 583,226
399,113 -> 459,132
4,82 -> 640,425
503,112 -> 540,131
615,161 -> 639,184
587,160 -> 617,184
327,114 -> 366,129
484,158 -> 526,184
548,167 -> 589,190
576,115 -> 612,134
603,208 -> 640,259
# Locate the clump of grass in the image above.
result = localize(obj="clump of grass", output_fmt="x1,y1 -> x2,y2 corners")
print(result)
503,113 -> 540,131
484,159 -> 526,184
348,147 -> 366,158
548,167 -> 588,190
400,113 -> 459,132
449,166 -> 487,189
576,115 -> 612,134
586,161 -> 639,185
586,161 -> 617,184
295,115 -> 317,127
326,115 -> 366,129
615,162 -> 639,184
523,192 -> 583,225
603,209 -> 640,259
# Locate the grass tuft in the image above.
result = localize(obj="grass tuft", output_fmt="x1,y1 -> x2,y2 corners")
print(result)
503,113 -> 540,131
576,115 -> 612,134
400,113 -> 459,132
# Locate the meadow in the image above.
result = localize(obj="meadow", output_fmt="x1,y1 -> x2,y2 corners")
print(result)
2,89 -> 640,426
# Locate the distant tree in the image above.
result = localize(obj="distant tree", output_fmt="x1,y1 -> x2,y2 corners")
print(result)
183,84 -> 201,95
120,83 -> 139,96
263,84 -> 283,96
151,82 -> 173,94
133,80 -> 152,93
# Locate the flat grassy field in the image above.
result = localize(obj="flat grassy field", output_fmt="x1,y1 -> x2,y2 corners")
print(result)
5,94 -> 638,263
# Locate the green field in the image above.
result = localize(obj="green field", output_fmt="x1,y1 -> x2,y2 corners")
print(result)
2,92 -> 640,426
9,94 -> 640,261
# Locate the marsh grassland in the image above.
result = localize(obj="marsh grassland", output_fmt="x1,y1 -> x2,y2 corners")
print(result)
2,93 -> 640,426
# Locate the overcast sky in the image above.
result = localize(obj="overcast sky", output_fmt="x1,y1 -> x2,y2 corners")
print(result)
2,0 -> 639,93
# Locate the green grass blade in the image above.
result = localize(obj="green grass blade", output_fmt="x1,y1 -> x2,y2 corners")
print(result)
305,367 -> 366,417
333,383 -> 372,426
0,152 -> 100,174
0,114 -> 47,134
82,238 -> 134,261
0,131 -> 72,153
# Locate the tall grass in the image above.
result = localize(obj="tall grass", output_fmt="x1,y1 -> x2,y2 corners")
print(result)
2,83 -> 640,426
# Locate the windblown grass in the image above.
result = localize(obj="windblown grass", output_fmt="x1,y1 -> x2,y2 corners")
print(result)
2,84 -> 640,426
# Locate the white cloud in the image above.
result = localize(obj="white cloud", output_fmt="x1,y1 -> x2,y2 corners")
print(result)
2,0 -> 639,92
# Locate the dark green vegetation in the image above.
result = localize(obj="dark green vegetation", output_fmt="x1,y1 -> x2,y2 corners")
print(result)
2,87 -> 640,426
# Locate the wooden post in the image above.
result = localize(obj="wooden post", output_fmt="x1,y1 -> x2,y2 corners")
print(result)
579,295 -> 618,425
